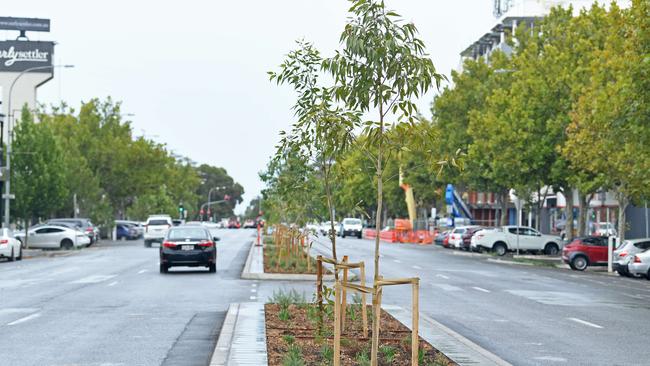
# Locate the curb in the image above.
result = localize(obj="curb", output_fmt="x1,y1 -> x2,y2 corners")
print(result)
240,240 -> 340,281
486,258 -> 534,266
209,304 -> 239,366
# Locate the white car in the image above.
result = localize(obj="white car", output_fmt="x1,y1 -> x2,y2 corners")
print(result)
628,250 -> 650,278
471,226 -> 562,256
593,222 -> 617,237
305,222 -> 320,235
340,218 -> 363,238
448,226 -> 480,249
144,215 -> 172,247
0,228 -> 23,261
319,221 -> 340,237
15,225 -> 90,249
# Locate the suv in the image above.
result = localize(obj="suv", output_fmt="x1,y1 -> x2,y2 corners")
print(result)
341,218 -> 363,238
471,226 -> 562,256
144,215 -> 172,247
47,218 -> 99,245
562,236 -> 611,271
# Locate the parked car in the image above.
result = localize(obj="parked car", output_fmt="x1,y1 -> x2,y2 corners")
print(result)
243,219 -> 256,229
159,225 -> 219,273
612,238 -> 650,276
592,222 -> 617,237
116,223 -> 138,240
562,236 -> 612,271
228,218 -> 241,229
628,250 -> 650,279
341,218 -> 363,238
434,230 -> 449,246
320,221 -> 340,236
172,219 -> 185,226
0,228 -> 22,261
116,220 -> 144,238
15,225 -> 90,249
471,226 -> 562,256
460,227 -> 484,251
144,215 -> 173,248
305,222 -> 320,234
47,218 -> 99,244
448,226 -> 480,249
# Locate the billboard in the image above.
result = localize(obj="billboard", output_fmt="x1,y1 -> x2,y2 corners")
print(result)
0,17 -> 50,32
0,41 -> 53,73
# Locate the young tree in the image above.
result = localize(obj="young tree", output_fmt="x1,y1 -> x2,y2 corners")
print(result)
270,40 -> 360,273
323,0 -> 443,283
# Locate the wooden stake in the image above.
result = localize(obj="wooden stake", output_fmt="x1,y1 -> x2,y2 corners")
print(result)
334,281 -> 342,366
370,286 -> 382,366
341,255 -> 349,332
360,263 -> 368,338
317,256 -> 323,328
412,279 -> 419,366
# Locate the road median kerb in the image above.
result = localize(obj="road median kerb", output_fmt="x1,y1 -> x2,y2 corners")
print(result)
241,240 -> 344,281
211,302 -> 512,366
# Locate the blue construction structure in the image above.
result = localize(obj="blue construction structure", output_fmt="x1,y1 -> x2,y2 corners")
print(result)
445,184 -> 473,226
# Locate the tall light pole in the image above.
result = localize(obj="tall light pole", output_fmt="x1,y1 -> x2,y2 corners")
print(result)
206,186 -> 228,221
4,64 -> 74,228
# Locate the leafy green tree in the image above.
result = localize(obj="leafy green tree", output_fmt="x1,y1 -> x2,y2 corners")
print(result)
195,164 -> 244,220
12,107 -> 67,244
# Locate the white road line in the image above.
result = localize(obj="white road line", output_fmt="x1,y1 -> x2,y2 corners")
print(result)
251,283 -> 257,287
7,312 -> 41,326
412,265 -> 422,270
249,296 -> 257,300
137,269 -> 147,274
436,274 -> 450,280
70,275 -> 116,284
251,289 -> 257,293
393,259 -> 402,263
568,317 -> 603,329
107,281 -> 119,287
472,286 -> 491,293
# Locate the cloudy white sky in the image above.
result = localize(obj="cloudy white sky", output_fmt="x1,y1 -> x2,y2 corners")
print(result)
1,1 -> 497,213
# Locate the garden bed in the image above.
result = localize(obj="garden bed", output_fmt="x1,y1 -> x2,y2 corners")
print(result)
264,241 -> 320,274
265,293 -> 455,366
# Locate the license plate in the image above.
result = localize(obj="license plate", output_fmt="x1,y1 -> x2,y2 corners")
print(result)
182,245 -> 194,251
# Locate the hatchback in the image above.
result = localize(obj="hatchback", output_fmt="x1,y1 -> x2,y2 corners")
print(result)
613,238 -> 650,276
160,226 -> 219,273
628,250 -> 650,279
562,236 -> 611,271
47,218 -> 99,244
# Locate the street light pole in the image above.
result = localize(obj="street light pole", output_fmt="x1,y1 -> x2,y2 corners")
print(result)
4,64 -> 74,228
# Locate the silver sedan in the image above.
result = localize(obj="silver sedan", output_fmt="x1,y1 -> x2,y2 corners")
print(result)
15,225 -> 90,249
628,250 -> 650,279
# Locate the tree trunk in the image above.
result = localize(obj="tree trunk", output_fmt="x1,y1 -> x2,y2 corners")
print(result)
324,165 -> 339,281
499,190 -> 509,226
616,190 -> 629,242
577,190 -> 588,237
565,189 -> 575,242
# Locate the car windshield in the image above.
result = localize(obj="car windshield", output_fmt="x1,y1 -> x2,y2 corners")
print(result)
168,228 -> 208,240
344,219 -> 361,225
148,219 -> 170,225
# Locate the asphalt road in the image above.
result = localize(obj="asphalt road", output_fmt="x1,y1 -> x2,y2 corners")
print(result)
310,235 -> 650,366
0,228 -> 261,366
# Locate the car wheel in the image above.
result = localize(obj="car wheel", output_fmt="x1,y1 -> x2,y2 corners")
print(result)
144,240 -> 151,248
544,243 -> 560,256
357,233 -> 362,239
209,263 -> 216,273
493,242 -> 507,256
8,247 -> 14,262
646,268 -> 650,281
160,263 -> 168,273
16,246 -> 22,261
571,255 -> 588,271
342,232 -> 346,238
61,239 -> 73,250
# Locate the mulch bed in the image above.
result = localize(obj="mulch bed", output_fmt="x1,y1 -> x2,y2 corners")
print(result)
265,303 -> 456,366
263,242 -> 322,274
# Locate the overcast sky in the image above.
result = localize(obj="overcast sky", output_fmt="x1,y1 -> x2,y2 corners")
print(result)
1,1 -> 496,213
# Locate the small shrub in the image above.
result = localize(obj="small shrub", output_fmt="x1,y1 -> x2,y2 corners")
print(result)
320,344 -> 333,363
282,345 -> 305,366
355,349 -> 371,366
279,308 -> 291,322
380,345 -> 397,364
282,334 -> 295,345
270,289 -> 305,309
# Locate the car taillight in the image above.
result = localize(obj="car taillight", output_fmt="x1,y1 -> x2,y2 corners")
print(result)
634,255 -> 642,263
198,240 -> 214,247
162,241 -> 176,248
618,251 -> 628,257
0,239 -> 7,244
86,227 -> 93,232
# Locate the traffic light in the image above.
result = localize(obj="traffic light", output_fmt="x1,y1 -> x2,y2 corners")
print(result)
178,204 -> 185,214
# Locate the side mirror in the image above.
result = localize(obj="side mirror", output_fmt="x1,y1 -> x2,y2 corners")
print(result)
213,237 -> 220,242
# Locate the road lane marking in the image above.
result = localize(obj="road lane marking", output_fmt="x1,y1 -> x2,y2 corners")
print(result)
7,312 -> 41,326
472,286 -> 490,293
534,356 -> 567,362
412,265 -> 422,270
70,275 -> 116,284
568,317 -> 603,329
436,274 -> 450,280
251,283 -> 257,287
249,296 -> 256,300
251,289 -> 257,293
137,269 -> 147,274
433,284 -> 463,292
107,281 -> 118,287
393,259 -> 402,263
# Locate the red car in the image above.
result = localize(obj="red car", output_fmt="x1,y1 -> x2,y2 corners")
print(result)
461,227 -> 484,251
562,236 -> 609,271
227,218 -> 241,229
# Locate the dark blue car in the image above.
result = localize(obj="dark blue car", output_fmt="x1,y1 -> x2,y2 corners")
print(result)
116,224 -> 137,240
